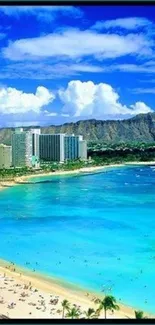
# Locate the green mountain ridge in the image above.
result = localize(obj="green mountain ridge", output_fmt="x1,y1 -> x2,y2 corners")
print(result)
1,112 -> 155,145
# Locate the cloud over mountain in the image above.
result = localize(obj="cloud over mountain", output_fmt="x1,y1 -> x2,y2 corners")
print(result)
59,80 -> 152,118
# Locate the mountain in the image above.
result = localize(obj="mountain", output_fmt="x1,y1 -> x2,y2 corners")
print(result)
1,112 -> 155,145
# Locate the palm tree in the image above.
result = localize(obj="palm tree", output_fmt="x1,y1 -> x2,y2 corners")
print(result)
66,306 -> 81,319
61,299 -> 70,319
83,308 -> 96,319
135,310 -> 147,319
96,295 -> 119,319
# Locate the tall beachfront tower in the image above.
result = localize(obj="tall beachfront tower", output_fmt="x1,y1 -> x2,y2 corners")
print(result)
78,137 -> 87,161
39,134 -> 65,162
64,134 -> 79,160
31,128 -> 40,158
12,128 -> 40,168
64,134 -> 87,161
0,144 -> 12,169
12,128 -> 33,167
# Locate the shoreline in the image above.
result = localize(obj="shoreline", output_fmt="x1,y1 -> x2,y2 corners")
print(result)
0,258 -> 153,319
0,164 -> 124,190
18,160 -> 155,183
1,160 -> 155,189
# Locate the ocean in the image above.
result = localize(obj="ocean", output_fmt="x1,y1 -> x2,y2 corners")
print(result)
0,165 -> 155,313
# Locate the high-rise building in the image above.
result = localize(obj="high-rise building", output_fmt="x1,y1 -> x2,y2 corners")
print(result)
79,139 -> 87,160
64,134 -> 87,161
39,134 -> 65,162
40,133 -> 87,162
0,144 -> 12,169
31,128 -> 40,157
12,128 -> 40,168
12,129 -> 33,167
64,135 -> 79,160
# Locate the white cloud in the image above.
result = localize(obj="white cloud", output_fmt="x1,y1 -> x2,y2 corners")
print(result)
0,62 -> 105,80
44,110 -> 57,116
68,64 -> 104,73
61,113 -> 70,117
1,60 -> 155,81
105,62 -> 155,73
130,102 -> 152,113
3,29 -> 152,61
0,6 -> 82,21
92,17 -> 152,31
6,121 -> 40,127
59,80 -> 153,118
132,87 -> 155,94
0,86 -> 55,114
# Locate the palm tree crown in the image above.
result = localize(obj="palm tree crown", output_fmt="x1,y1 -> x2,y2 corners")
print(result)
96,295 -> 119,319
84,308 -> 96,319
135,310 -> 147,319
66,306 -> 81,319
61,299 -> 70,319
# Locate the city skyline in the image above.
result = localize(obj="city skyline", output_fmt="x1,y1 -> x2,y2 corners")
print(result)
0,5 -> 155,127
10,128 -> 87,168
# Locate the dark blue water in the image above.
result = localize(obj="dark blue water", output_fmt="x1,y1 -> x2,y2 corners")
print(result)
0,166 -> 155,312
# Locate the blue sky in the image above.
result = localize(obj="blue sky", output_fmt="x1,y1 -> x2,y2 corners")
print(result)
0,5 -> 155,127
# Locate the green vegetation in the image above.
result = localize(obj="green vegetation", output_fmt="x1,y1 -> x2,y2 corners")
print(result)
83,307 -> 97,319
0,167 -> 37,181
88,143 -> 155,165
88,141 -> 155,151
95,295 -> 119,319
65,306 -> 82,319
134,310 -> 147,319
61,299 -> 70,319
60,295 -> 120,319
60,296 -> 148,319
40,159 -> 86,171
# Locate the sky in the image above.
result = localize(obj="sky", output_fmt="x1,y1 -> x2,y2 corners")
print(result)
0,4 -> 155,127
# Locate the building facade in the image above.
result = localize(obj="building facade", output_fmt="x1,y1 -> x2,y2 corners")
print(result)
79,140 -> 87,160
31,128 -> 40,158
39,134 -> 65,162
12,129 -> 33,167
40,133 -> 87,162
12,128 -> 40,168
0,144 -> 12,169
64,135 -> 79,160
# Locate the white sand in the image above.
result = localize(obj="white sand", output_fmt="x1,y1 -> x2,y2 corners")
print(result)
0,262 -> 150,319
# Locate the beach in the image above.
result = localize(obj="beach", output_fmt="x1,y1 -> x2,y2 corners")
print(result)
0,164 -> 122,190
1,161 -> 155,188
0,161 -> 155,319
1,162 -> 155,189
0,260 -> 151,319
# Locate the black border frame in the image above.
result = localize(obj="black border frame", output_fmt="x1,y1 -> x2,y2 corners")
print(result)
0,1 -> 155,5
0,0 -> 154,323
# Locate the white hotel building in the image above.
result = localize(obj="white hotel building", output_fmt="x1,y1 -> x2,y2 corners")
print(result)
12,128 -> 40,168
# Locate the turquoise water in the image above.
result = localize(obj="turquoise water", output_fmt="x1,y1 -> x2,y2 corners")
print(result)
0,166 -> 155,313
